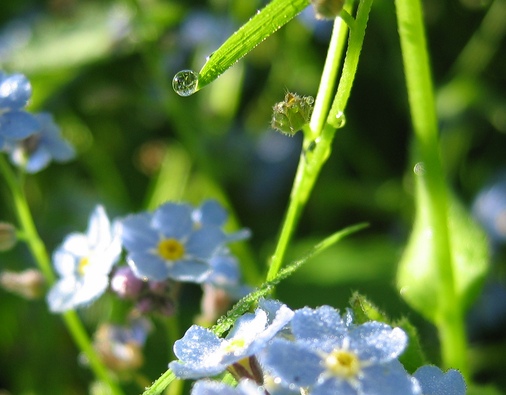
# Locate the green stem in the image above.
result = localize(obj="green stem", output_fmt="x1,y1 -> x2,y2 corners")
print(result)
0,154 -> 124,395
0,155 -> 55,282
267,0 -> 373,282
395,0 -> 467,375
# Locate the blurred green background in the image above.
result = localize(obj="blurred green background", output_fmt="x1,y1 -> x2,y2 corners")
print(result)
1,0 -> 506,393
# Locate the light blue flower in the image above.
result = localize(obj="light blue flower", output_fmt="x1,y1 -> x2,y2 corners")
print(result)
169,299 -> 294,380
0,71 -> 39,148
121,202 -> 226,282
47,205 -> 122,312
6,112 -> 75,173
413,365 -> 466,395
261,306 -> 421,395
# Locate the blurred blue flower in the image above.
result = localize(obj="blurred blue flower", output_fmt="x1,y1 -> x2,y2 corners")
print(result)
0,71 -> 39,148
472,172 -> 506,245
5,112 -> 75,173
261,306 -> 420,395
121,202 -> 226,283
169,299 -> 294,380
413,365 -> 466,395
93,317 -> 151,373
47,205 -> 122,312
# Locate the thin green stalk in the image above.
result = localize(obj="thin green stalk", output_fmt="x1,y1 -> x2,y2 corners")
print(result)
0,155 -> 124,395
395,0 -> 467,375
0,155 -> 55,282
267,0 -> 373,282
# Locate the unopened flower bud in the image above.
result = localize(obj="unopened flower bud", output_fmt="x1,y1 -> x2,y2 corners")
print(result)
271,92 -> 314,136
110,266 -> 144,299
0,269 -> 45,299
0,222 -> 17,251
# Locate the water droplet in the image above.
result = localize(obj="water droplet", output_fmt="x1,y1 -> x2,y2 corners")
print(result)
413,162 -> 425,175
334,111 -> 346,128
205,51 -> 215,61
172,70 -> 198,97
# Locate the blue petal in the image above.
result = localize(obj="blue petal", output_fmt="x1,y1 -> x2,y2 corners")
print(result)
261,338 -> 322,388
191,380 -> 240,395
127,252 -> 170,281
152,202 -> 193,238
121,212 -> 159,251
291,305 -> 348,342
167,259 -> 211,283
414,365 -> 466,395
193,200 -> 228,227
0,72 -> 31,110
359,361 -> 422,395
170,325 -> 226,379
0,110 -> 39,139
185,227 -> 225,258
349,323 -> 407,362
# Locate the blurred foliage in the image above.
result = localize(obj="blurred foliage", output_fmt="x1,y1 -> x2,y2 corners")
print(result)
1,0 -> 506,393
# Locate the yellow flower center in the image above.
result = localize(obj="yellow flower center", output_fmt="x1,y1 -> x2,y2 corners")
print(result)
78,257 -> 90,276
157,238 -> 185,260
323,349 -> 362,379
222,337 -> 247,354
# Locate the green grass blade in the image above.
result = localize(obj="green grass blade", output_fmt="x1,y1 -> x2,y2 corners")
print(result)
196,0 -> 310,90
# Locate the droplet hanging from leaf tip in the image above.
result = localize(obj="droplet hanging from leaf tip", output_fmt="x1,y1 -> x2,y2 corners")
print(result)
172,70 -> 199,97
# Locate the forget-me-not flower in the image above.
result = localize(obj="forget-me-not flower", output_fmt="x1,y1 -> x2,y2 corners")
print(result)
6,112 -> 75,173
261,306 -> 421,395
169,299 -> 294,380
121,202 -> 226,283
0,71 -> 39,148
47,205 -> 122,312
413,365 -> 466,395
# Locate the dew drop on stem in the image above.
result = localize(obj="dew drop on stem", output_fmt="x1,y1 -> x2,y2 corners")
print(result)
172,70 -> 198,97
334,111 -> 346,128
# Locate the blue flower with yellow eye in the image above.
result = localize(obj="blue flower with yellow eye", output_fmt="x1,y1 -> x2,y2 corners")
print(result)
169,299 -> 294,380
0,71 -> 39,148
121,202 -> 226,283
47,205 -> 122,312
261,306 -> 421,395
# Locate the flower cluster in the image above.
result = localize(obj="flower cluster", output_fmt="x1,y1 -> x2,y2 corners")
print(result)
46,199 -> 249,316
169,302 -> 466,395
0,71 -> 74,173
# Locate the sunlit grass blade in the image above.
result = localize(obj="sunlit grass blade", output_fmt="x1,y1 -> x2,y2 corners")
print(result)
196,0 -> 310,90
212,222 -> 368,336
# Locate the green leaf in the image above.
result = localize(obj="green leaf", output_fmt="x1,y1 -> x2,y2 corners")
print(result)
196,0 -> 311,90
397,187 -> 489,322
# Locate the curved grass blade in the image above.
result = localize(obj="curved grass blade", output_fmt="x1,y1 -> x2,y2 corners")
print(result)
197,0 -> 310,90
211,222 -> 368,336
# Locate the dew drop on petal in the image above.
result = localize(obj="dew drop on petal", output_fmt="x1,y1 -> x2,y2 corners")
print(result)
172,70 -> 198,97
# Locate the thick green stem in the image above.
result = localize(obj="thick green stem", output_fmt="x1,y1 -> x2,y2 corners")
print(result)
395,0 -> 468,375
267,0 -> 373,281
267,17 -> 349,281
